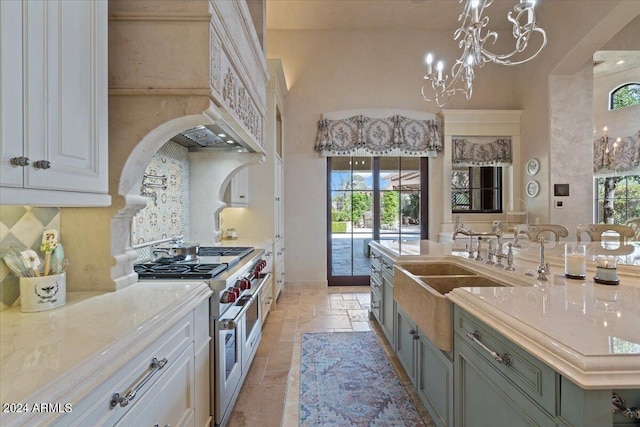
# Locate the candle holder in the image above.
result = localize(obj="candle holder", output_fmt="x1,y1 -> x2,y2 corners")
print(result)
564,243 -> 586,280
594,255 -> 619,285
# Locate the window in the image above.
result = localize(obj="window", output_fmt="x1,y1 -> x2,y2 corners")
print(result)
610,83 -> 640,110
596,175 -> 640,224
452,166 -> 502,213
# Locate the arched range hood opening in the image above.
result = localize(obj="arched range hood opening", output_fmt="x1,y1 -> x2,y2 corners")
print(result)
171,121 -> 256,153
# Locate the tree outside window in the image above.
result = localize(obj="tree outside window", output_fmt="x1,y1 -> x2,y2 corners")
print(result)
610,83 -> 640,110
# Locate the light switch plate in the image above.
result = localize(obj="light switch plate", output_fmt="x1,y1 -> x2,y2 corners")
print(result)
555,199 -> 565,209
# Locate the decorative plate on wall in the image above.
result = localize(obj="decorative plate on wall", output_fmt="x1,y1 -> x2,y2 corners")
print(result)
526,180 -> 540,198
526,158 -> 539,176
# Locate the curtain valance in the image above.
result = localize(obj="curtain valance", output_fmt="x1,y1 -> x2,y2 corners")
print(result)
452,137 -> 512,166
593,132 -> 640,177
314,115 -> 442,157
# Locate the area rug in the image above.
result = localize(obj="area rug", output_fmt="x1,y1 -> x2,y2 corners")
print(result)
299,332 -> 425,426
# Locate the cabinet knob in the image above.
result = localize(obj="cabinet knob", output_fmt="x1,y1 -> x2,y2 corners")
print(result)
33,160 -> 52,169
10,156 -> 30,167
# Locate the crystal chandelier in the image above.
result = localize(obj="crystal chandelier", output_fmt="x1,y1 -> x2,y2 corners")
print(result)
421,0 -> 547,107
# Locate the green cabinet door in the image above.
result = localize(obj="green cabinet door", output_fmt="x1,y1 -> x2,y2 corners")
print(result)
454,337 -> 556,427
381,271 -> 396,347
396,305 -> 417,382
418,331 -> 453,427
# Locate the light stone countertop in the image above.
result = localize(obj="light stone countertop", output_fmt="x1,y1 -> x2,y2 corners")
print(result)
370,239 -> 640,389
0,281 -> 212,413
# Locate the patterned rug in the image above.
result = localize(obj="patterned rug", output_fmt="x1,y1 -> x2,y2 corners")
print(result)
300,332 -> 425,426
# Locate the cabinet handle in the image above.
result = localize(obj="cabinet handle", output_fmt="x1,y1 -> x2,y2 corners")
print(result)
33,160 -> 52,169
10,156 -> 30,166
409,329 -> 416,335
612,393 -> 640,419
371,302 -> 379,309
110,357 -> 168,408
371,266 -> 380,274
465,330 -> 512,366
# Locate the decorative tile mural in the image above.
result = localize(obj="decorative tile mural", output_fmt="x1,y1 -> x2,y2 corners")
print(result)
0,206 -> 61,310
132,141 -> 190,246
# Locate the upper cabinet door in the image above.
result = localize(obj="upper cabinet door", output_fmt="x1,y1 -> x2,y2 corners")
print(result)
0,1 -> 25,188
23,0 -> 108,194
0,0 -> 109,206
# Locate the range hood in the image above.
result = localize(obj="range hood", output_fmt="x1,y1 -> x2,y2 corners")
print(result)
171,121 -> 256,153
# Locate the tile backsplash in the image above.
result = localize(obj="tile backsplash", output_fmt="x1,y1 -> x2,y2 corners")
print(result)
0,206 -> 60,310
132,141 -> 190,246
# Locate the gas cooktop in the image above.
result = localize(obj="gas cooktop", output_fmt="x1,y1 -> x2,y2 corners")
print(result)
198,246 -> 254,258
134,263 -> 227,280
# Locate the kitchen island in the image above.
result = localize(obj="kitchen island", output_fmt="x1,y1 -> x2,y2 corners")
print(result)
0,281 -> 212,426
369,239 -> 640,427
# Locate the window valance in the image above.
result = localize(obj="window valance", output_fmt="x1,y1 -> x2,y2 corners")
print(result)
452,137 -> 512,166
314,115 -> 442,157
593,132 -> 640,177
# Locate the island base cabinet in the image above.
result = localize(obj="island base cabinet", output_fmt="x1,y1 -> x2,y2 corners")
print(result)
418,332 -> 453,427
116,343 -> 195,427
396,306 -> 417,381
454,336 -> 556,427
380,270 -> 396,347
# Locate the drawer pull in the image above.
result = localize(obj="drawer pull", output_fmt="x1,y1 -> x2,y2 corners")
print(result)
371,266 -> 380,274
465,330 -> 512,366
612,393 -> 640,419
110,357 -> 168,408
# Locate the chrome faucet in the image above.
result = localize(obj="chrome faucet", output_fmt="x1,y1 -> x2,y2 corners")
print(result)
494,230 -> 505,268
452,216 -> 505,240
537,237 -> 550,281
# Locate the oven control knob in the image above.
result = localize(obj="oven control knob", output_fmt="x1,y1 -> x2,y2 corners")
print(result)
221,291 -> 235,303
231,288 -> 240,298
239,278 -> 251,290
234,280 -> 242,289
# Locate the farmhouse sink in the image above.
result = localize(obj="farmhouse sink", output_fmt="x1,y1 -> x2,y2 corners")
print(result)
398,262 -> 476,276
394,262 -> 507,352
415,275 -> 504,294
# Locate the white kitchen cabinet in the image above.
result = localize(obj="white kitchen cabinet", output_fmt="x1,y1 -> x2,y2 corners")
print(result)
225,168 -> 250,207
260,274 -> 274,323
0,0 -> 109,206
194,300 -> 212,427
116,344 -> 195,427
275,157 -> 284,240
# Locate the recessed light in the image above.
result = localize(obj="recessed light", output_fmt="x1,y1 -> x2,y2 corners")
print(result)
226,140 -> 235,144
616,60 -> 625,65
218,133 -> 226,137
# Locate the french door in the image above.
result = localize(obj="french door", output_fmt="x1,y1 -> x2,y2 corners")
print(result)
327,157 -> 428,286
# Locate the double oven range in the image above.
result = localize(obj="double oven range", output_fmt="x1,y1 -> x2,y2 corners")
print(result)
135,246 -> 271,427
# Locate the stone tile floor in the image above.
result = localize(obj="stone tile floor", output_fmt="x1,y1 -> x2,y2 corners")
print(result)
228,283 -> 435,427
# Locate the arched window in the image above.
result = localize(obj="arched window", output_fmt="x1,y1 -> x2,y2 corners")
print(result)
610,83 -> 640,110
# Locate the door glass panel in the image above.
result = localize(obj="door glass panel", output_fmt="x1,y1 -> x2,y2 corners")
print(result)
379,157 -> 421,242
330,157 -> 373,279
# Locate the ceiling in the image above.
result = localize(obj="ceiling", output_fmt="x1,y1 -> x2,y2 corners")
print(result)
266,1 -> 639,75
594,51 -> 640,76
266,0 -> 516,31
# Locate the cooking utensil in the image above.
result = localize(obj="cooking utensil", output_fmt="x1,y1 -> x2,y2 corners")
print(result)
3,246 -> 30,277
51,243 -> 65,274
21,250 -> 41,277
41,229 -> 59,276
152,242 -> 200,262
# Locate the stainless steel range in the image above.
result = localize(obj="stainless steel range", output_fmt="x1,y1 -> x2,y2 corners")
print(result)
135,246 -> 271,427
